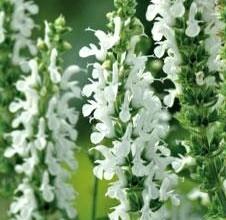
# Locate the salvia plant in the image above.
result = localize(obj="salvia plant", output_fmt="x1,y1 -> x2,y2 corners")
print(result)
4,16 -> 80,220
0,0 -> 38,196
0,0 -> 225,219
80,0 -> 180,219
146,0 -> 226,218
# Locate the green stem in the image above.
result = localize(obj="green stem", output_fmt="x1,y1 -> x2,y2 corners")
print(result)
91,175 -> 99,220
209,161 -> 226,217
217,189 -> 226,216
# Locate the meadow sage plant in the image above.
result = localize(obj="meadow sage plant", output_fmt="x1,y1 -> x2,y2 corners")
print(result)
81,0 -> 180,219
4,17 -> 80,220
0,0 -> 38,196
147,0 -> 226,218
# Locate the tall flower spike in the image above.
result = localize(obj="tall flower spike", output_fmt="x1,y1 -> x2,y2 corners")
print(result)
0,0 -> 38,196
81,0 -> 179,219
5,16 -> 80,220
147,0 -> 226,217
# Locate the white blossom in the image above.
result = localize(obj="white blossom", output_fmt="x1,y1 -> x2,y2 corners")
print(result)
188,188 -> 210,206
0,11 -> 5,44
48,48 -> 61,83
9,179 -> 37,220
185,2 -> 201,37
79,16 -> 121,61
40,171 -> 55,203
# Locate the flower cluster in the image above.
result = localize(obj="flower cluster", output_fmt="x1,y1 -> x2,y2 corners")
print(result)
81,0 -> 179,219
147,0 -> 226,217
10,0 -> 38,68
0,0 -> 38,196
5,17 -> 80,220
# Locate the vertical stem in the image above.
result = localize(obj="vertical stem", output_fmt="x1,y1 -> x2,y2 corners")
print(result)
217,189 -> 226,216
91,175 -> 98,220
209,161 -> 226,217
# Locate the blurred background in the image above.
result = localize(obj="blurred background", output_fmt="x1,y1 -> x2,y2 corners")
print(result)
0,0 -> 207,219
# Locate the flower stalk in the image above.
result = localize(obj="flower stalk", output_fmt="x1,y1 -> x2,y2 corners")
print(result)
147,0 -> 226,217
81,0 -> 179,219
5,16 -> 80,220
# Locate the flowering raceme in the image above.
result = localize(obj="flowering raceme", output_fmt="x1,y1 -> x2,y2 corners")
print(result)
0,0 -> 38,196
81,0 -> 180,219
147,0 -> 226,218
4,17 -> 80,220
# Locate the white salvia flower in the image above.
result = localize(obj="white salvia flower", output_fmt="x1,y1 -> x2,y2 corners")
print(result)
163,89 -> 178,108
185,2 -> 201,37
81,5 -> 179,218
48,48 -> 61,83
34,117 -> 47,150
44,21 -> 51,48
79,16 -> 121,61
188,188 -> 210,206
119,90 -> 132,123
172,155 -> 195,173
170,0 -> 185,18
40,171 -> 55,202
15,148 -> 39,176
0,11 -> 5,44
10,0 -> 38,67
10,179 -> 37,220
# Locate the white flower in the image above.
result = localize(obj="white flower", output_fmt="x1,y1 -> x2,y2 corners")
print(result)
34,118 -> 47,150
119,90 -> 132,123
172,155 -> 195,173
15,149 -> 39,176
10,179 -> 37,220
79,16 -> 121,61
48,48 -> 62,83
188,188 -> 210,205
159,174 -> 179,203
0,11 -> 5,44
185,3 -> 201,37
4,129 -> 30,157
11,0 -> 38,66
44,21 -> 51,47
163,89 -> 177,107
40,171 -> 55,202
93,145 -> 117,180
170,0 -> 185,18
28,59 -> 41,86
146,0 -> 172,23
